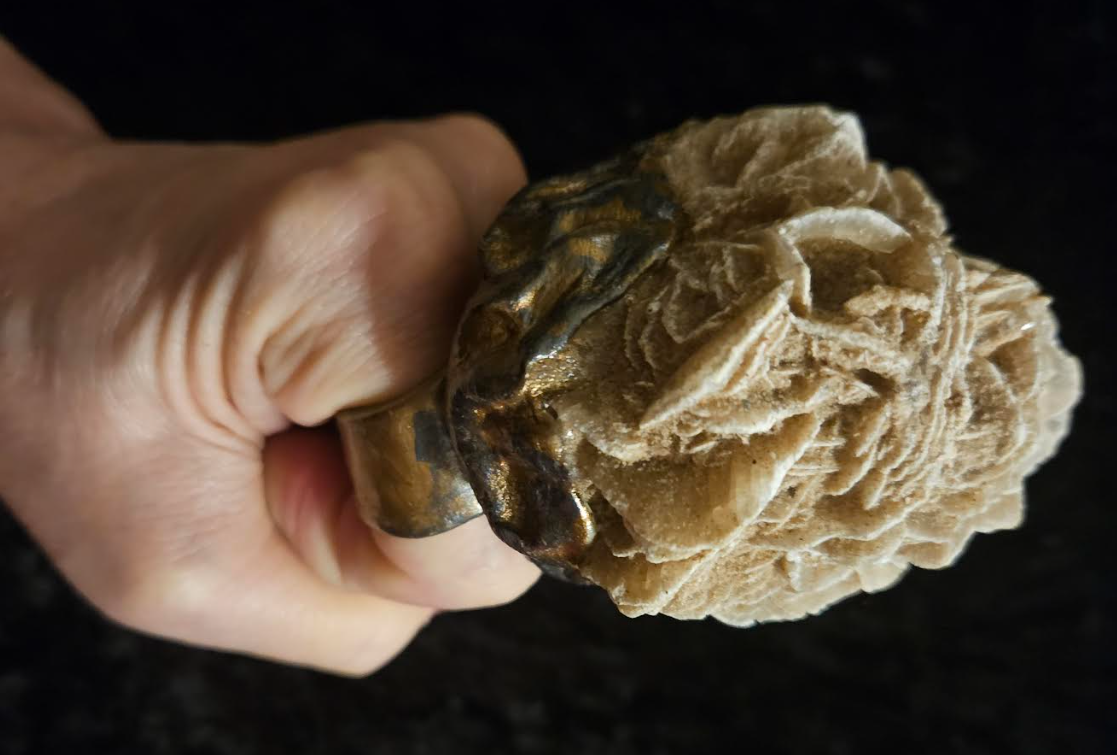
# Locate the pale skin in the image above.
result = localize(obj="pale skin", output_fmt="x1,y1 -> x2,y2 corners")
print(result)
0,38 -> 539,675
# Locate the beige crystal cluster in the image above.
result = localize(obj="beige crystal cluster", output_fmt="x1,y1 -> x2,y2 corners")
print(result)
543,107 -> 1081,625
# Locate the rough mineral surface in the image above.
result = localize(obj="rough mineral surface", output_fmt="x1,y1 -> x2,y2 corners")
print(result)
538,107 -> 1081,624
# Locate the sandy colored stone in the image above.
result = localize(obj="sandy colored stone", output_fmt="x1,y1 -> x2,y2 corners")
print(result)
522,106 -> 1084,624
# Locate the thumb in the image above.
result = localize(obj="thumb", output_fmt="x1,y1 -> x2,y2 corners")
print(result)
229,114 -> 527,429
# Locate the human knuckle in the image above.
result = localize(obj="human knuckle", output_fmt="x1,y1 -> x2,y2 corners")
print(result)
354,144 -> 461,240
255,141 -> 460,275
430,113 -> 525,185
253,167 -> 359,268
434,112 -> 515,153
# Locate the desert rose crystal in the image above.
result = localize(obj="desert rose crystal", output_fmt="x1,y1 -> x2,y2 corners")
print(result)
341,106 -> 1082,625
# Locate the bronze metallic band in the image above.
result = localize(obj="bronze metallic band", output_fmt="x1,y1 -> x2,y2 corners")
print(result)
338,140 -> 682,577
337,373 -> 482,538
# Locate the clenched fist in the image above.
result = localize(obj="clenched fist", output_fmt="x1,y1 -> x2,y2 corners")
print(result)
0,39 -> 538,675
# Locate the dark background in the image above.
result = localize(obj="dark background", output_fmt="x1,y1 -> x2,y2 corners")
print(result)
1,2 -> 1114,753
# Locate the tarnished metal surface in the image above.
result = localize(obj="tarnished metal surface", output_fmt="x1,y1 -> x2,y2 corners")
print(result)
447,144 -> 682,577
338,374 -> 483,538
339,140 -> 682,579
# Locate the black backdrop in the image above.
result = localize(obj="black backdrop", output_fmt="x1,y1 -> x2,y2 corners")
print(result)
1,2 -> 1114,753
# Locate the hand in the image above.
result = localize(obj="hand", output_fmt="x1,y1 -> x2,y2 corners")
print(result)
0,40 -> 539,675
